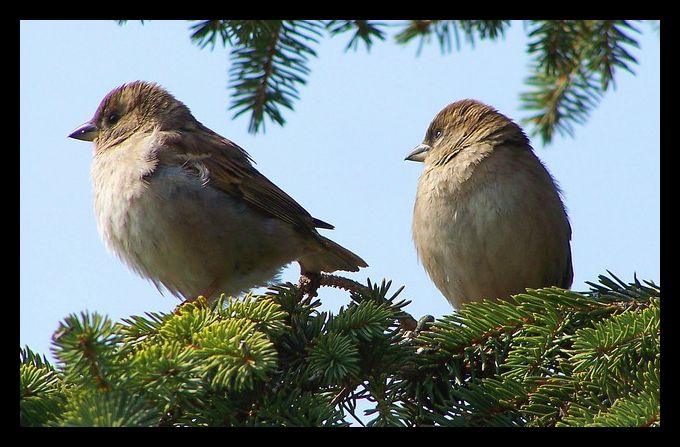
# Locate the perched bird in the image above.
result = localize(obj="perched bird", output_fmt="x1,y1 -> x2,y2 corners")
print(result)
406,99 -> 572,309
69,81 -> 367,302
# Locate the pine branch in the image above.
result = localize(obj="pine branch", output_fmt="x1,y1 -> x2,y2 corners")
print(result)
21,273 -> 659,427
58,391 -> 160,427
189,20 -> 234,49
520,20 -> 641,145
325,20 -> 387,51
228,20 -> 322,133
117,20 -> 651,142
394,20 -> 511,55
51,311 -> 122,392
20,351 -> 65,426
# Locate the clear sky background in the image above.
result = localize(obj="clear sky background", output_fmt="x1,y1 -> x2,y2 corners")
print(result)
20,20 -> 660,362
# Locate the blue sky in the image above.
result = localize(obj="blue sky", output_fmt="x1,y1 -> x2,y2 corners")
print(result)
20,20 -> 660,361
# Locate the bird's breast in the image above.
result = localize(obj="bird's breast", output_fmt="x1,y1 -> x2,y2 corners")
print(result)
91,151 -> 303,298
91,136 -> 159,252
413,160 -> 508,244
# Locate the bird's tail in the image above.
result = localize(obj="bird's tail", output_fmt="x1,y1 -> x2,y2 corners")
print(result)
299,236 -> 368,274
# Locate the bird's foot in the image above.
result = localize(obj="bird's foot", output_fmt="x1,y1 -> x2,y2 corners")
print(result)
298,271 -> 321,298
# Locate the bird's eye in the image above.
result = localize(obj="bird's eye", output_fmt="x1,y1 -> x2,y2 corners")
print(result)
434,130 -> 443,139
107,112 -> 120,125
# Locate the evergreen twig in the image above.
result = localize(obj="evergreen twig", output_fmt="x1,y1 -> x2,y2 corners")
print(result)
21,272 -> 659,427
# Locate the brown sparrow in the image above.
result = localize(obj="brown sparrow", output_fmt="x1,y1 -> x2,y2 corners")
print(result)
69,81 -> 367,302
406,99 -> 572,308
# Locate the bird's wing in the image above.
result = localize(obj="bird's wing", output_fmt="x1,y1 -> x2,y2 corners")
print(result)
155,125 -> 333,233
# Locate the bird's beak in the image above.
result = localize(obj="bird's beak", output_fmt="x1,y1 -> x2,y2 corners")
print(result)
68,121 -> 99,142
405,143 -> 431,162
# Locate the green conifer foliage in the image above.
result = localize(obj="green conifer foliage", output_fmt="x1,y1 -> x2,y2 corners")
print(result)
20,273 -> 659,427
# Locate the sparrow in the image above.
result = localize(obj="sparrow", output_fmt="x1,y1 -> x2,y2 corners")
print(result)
406,99 -> 572,309
69,81 -> 367,302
